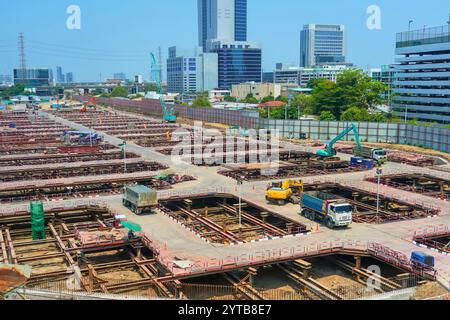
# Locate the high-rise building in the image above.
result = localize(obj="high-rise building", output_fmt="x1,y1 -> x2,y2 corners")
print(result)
369,65 -> 395,104
207,40 -> 262,90
13,68 -> 53,95
274,64 -> 349,87
300,24 -> 347,68
56,66 -> 65,83
167,47 -> 218,94
392,25 -> 450,124
198,0 -> 247,50
113,73 -> 127,81
65,72 -> 74,83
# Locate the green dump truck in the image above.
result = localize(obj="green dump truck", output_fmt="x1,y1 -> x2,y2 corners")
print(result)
123,185 -> 158,215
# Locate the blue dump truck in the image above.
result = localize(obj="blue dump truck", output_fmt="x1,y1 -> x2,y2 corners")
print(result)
300,191 -> 353,229
411,251 -> 435,269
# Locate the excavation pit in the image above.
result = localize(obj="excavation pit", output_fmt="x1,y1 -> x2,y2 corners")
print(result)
303,183 -> 440,224
366,174 -> 449,201
158,194 -> 309,244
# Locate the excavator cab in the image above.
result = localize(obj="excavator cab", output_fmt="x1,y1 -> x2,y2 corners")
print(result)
266,179 -> 304,205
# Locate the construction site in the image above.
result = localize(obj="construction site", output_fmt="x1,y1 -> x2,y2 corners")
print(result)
0,99 -> 449,302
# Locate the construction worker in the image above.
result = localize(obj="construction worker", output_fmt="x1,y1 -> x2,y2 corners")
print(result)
166,130 -> 171,141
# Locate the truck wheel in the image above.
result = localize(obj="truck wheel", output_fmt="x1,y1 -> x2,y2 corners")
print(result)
326,218 -> 334,229
300,209 -> 306,217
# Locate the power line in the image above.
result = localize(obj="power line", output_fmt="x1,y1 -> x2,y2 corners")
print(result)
26,49 -> 148,62
26,44 -> 148,59
27,39 -> 150,56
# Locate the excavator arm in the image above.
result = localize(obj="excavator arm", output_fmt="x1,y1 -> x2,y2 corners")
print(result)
317,123 -> 360,158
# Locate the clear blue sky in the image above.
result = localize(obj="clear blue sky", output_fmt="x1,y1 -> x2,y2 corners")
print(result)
0,0 -> 449,82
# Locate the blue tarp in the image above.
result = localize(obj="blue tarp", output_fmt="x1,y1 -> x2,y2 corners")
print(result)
0,105 -> 6,110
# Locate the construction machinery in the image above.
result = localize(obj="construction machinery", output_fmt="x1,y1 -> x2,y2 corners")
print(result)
300,191 -> 353,229
80,96 -> 97,113
123,184 -> 158,215
317,123 -> 361,158
354,146 -> 387,164
62,131 -> 103,146
150,53 -> 177,123
266,179 -> 304,205
317,123 -> 387,163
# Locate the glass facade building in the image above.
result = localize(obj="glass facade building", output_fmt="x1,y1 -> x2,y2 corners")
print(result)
13,68 -> 53,87
300,24 -> 347,68
392,25 -> 450,124
234,0 -> 247,41
198,0 -> 247,51
208,40 -> 261,89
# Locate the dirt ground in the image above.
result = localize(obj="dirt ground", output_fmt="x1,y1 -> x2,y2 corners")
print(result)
412,282 -> 449,300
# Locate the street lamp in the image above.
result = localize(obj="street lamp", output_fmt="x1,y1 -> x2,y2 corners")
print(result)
376,167 -> 383,221
119,141 -> 127,174
237,178 -> 244,234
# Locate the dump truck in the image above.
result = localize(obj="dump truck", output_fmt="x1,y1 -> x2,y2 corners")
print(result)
266,179 -> 304,205
123,185 -> 158,215
354,146 -> 387,164
300,191 -> 353,229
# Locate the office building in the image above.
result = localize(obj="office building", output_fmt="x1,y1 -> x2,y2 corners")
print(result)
198,0 -> 247,50
369,65 -> 395,103
392,25 -> 450,124
113,73 -> 127,81
300,24 -> 347,68
231,82 -> 281,100
167,47 -> 218,94
262,72 -> 274,83
56,66 -> 65,83
207,40 -> 262,90
274,64 -> 349,86
65,72 -> 74,83
13,68 -> 53,95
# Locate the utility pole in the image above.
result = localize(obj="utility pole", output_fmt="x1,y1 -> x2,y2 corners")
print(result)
119,141 -> 127,174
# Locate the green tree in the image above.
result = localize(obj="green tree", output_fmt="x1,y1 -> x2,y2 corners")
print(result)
340,106 -> 369,121
1,84 -> 26,98
308,69 -> 388,120
291,94 -> 313,118
243,93 -> 259,104
192,95 -> 211,108
261,95 -> 275,103
224,95 -> 237,102
319,111 -> 336,121
110,86 -> 129,98
276,95 -> 288,103
144,83 -> 159,92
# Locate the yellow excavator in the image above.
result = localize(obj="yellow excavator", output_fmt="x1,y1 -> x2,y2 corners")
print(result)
266,179 -> 304,205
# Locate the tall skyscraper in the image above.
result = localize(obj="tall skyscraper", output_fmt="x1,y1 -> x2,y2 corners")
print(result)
198,0 -> 247,50
56,66 -> 65,83
65,72 -> 74,83
300,24 -> 347,68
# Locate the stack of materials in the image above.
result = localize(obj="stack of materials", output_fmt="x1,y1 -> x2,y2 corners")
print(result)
76,228 -> 129,246
387,151 -> 435,167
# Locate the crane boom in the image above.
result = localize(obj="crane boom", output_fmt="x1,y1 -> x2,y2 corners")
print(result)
150,53 -> 177,123
317,123 -> 361,157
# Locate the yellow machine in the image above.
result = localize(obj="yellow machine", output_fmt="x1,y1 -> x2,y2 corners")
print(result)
266,179 -> 304,205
